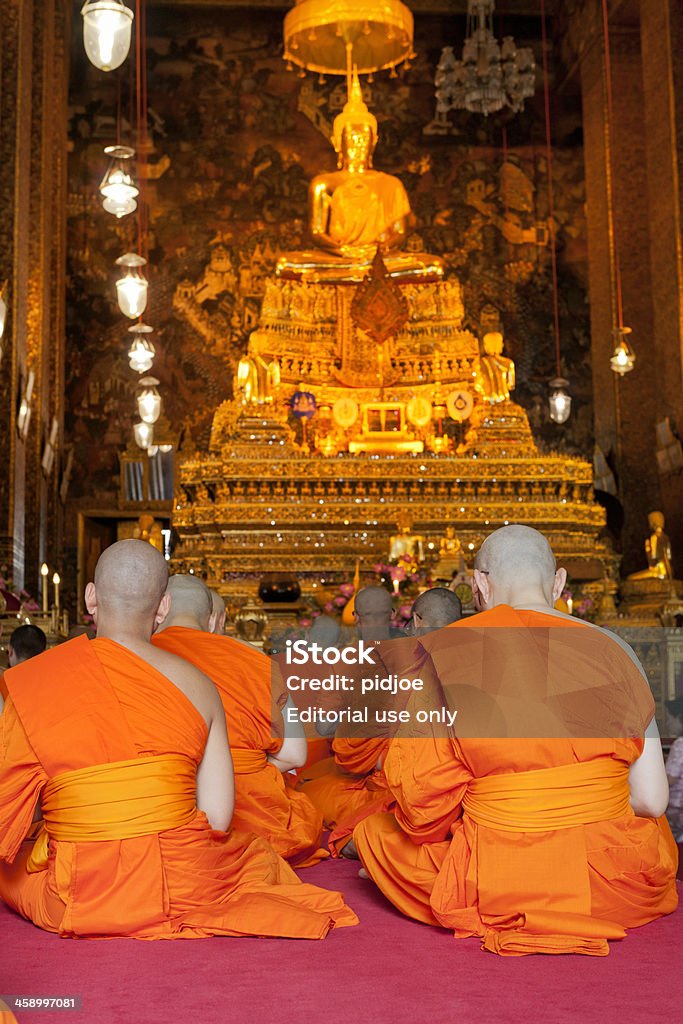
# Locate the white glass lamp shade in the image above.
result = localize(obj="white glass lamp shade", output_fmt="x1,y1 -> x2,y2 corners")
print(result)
134,421 -> 154,450
81,1 -> 134,72
115,253 -> 148,319
100,145 -> 138,218
548,377 -> 572,424
610,327 -> 636,376
136,376 -> 161,424
127,323 -> 155,372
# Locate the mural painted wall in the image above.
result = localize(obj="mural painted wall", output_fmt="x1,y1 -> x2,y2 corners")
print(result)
65,8 -> 591,500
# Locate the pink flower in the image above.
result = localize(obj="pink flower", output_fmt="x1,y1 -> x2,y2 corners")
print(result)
399,604 -> 413,619
339,583 -> 355,598
323,602 -> 335,614
333,595 -> 347,608
299,617 -> 313,629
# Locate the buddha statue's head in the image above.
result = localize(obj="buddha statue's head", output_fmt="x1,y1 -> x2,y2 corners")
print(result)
332,71 -> 378,173
648,510 -> 665,533
482,330 -> 504,357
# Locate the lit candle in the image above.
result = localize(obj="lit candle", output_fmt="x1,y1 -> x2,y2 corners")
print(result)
53,572 -> 61,613
392,579 -> 400,595
566,596 -> 573,615
40,563 -> 49,612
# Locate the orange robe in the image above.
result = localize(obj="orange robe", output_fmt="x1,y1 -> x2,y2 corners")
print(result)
354,607 -> 679,954
0,635 -> 357,939
152,627 -> 326,866
298,737 -> 390,852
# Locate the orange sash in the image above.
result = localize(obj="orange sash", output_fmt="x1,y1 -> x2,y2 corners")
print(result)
462,759 -> 631,833
28,753 -> 197,872
231,748 -> 268,775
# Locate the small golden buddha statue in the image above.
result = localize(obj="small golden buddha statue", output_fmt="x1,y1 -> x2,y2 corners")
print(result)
475,331 -> 516,404
235,342 -> 280,407
628,511 -> 674,580
437,526 -> 461,579
276,72 -> 443,284
389,517 -> 425,563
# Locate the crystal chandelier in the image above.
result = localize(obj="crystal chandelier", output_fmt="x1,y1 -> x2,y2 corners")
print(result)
434,0 -> 535,119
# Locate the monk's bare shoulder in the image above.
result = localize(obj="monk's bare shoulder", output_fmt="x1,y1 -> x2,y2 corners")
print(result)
139,641 -> 222,728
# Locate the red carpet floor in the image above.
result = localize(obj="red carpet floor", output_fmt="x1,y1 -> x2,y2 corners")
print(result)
0,860 -> 680,1024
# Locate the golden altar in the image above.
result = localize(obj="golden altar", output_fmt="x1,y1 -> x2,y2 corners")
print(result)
170,69 -> 614,598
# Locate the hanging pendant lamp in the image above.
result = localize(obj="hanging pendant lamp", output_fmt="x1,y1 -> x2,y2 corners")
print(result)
81,1 -> 134,72
100,145 -> 138,218
115,253 -> 148,319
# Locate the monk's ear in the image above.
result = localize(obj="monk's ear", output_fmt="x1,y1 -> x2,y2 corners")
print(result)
84,582 -> 97,617
472,569 -> 491,609
552,567 -> 567,603
154,592 -> 171,629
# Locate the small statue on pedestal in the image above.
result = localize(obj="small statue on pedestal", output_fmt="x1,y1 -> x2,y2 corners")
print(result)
628,511 -> 674,580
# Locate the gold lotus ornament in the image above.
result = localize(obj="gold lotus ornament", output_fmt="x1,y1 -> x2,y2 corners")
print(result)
284,0 -> 414,77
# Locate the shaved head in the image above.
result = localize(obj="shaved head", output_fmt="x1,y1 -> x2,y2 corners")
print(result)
354,586 -> 393,620
165,574 -> 213,629
473,525 -> 565,611
413,588 -> 462,630
93,540 -> 168,617
475,525 -> 556,585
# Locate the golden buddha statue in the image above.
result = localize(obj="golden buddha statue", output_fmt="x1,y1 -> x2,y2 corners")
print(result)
276,72 -> 443,284
235,341 -> 280,407
475,331 -> 516,404
389,517 -> 425,563
628,511 -> 674,580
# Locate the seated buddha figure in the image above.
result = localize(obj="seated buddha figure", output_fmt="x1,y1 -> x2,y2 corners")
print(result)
277,73 -> 443,284
628,511 -> 674,581
475,331 -> 516,404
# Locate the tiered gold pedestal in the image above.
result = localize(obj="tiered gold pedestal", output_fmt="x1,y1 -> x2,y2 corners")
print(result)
173,401 -> 613,586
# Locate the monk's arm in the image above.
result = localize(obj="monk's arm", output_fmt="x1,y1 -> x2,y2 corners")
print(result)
196,690 -> 234,832
629,717 -> 669,818
268,696 -> 307,772
385,736 -> 470,843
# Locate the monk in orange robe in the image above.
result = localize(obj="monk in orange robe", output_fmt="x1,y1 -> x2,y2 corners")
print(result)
0,540 -> 357,939
354,525 -> 678,955
152,574 -> 326,866
296,587 -> 395,844
327,587 -> 462,857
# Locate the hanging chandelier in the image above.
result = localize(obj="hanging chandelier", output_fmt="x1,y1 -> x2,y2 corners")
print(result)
610,326 -> 636,376
434,1 -> 535,118
100,145 -> 138,218
136,376 -> 162,424
115,253 -> 148,319
133,421 -> 154,450
81,1 -> 134,72
548,377 -> 572,424
128,323 -> 155,373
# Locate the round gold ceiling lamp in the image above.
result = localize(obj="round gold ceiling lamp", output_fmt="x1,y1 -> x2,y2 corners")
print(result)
283,0 -> 414,77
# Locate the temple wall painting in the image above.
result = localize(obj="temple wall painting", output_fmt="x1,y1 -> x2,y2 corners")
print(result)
65,8 -> 591,501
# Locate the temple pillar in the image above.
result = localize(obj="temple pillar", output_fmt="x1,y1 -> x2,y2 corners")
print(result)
639,0 -> 683,572
0,0 -> 70,594
578,6 -> 660,573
